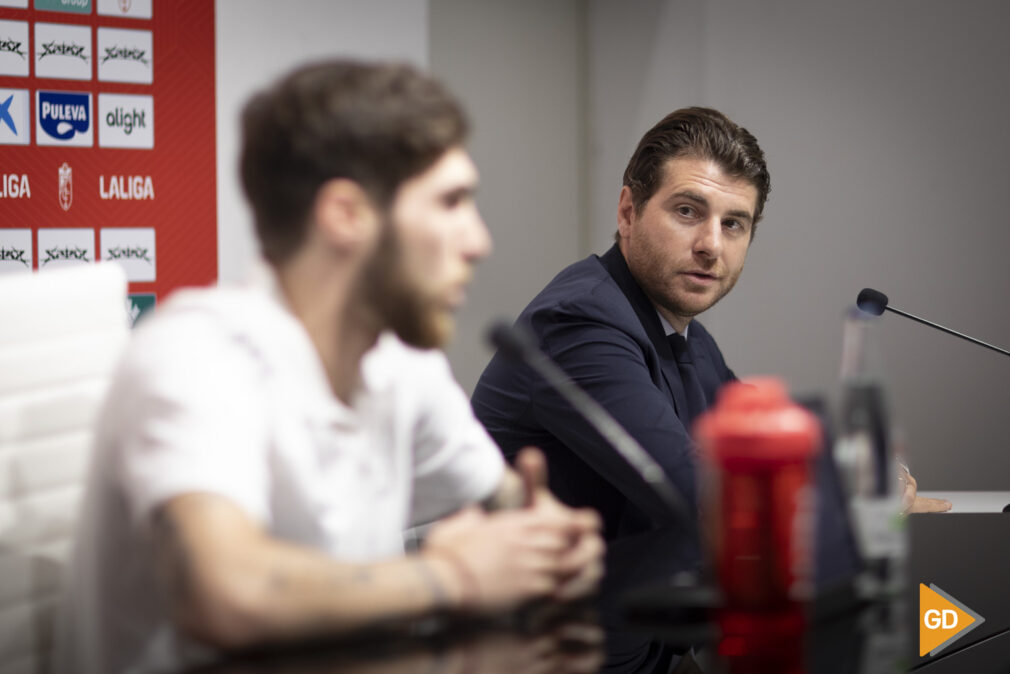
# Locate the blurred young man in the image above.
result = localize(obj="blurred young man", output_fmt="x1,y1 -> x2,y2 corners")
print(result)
57,60 -> 602,674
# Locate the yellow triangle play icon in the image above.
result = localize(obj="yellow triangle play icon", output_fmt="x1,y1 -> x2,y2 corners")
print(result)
920,583 -> 985,657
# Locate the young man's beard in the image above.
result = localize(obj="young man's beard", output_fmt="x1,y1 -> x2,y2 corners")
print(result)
360,220 -> 451,350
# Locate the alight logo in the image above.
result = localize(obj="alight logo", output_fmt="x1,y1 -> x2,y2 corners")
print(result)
0,229 -> 32,273
97,27 -> 152,84
101,227 -> 155,282
33,0 -> 91,14
37,91 -> 93,147
37,227 -> 95,271
0,88 -> 30,145
97,0 -> 151,19
0,20 -> 29,77
920,583 -> 985,657
98,93 -> 153,148
35,23 -> 92,80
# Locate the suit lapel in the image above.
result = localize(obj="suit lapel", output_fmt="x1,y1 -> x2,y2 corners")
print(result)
599,245 -> 691,424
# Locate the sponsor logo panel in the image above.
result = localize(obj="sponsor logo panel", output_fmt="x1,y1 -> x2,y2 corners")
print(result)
0,172 -> 31,198
58,161 -> 72,210
33,0 -> 92,14
0,88 -> 31,145
97,27 -> 151,84
37,90 -> 93,146
35,22 -> 92,81
99,173 -> 153,199
126,292 -> 155,326
0,229 -> 33,273
96,0 -> 150,19
98,93 -> 152,148
0,20 -> 30,77
37,227 -> 94,270
100,227 -> 154,281
0,1 -> 30,9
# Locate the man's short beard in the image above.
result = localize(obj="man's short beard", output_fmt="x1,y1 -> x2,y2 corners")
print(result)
360,218 -> 448,349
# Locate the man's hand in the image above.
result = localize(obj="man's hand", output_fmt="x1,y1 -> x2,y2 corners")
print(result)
425,447 -> 604,611
900,466 -> 952,514
515,447 -> 604,601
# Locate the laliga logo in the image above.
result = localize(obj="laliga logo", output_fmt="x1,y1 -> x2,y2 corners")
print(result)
920,583 -> 985,657
59,162 -> 72,211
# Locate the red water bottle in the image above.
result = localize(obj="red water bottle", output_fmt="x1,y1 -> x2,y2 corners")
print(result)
694,377 -> 821,665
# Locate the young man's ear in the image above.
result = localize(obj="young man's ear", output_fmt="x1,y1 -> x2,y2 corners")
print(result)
313,178 -> 380,252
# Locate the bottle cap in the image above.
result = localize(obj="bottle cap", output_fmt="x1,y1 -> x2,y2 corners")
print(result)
694,377 -> 821,465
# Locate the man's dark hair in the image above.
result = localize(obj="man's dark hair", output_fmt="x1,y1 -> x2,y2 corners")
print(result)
240,60 -> 469,265
621,106 -> 770,230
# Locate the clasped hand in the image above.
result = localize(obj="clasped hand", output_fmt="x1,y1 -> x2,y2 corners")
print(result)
425,448 -> 604,612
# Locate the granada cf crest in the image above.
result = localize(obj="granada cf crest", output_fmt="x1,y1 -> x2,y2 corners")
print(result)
119,0 -> 132,12
58,162 -> 72,211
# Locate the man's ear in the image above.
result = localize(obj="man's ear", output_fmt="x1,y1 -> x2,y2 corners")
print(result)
312,178 -> 379,252
616,185 -> 636,240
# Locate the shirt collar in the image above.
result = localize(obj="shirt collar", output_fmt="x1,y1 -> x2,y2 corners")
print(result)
657,311 -> 689,339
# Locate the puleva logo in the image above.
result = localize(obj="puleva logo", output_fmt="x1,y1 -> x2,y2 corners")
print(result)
37,91 -> 93,147
920,583 -> 985,657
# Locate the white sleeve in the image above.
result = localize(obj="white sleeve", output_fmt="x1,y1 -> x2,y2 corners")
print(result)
407,349 -> 505,525
112,313 -> 273,528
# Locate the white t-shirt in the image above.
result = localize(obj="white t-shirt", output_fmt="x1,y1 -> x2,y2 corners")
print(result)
56,285 -> 505,674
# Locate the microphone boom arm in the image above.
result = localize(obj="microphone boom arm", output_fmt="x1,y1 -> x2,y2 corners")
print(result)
884,306 -> 1010,357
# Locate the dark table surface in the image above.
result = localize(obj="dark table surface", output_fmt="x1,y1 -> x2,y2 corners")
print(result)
174,513 -> 1010,674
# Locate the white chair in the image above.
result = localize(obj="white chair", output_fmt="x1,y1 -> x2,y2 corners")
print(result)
0,264 -> 129,674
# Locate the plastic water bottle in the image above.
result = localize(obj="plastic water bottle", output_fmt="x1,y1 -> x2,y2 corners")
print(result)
834,307 -> 907,601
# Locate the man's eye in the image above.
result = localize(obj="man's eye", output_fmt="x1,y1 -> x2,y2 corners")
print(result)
675,205 -> 696,218
443,191 -> 471,208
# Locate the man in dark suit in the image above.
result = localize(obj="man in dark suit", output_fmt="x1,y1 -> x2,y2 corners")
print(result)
472,107 -> 766,672
472,107 -> 948,672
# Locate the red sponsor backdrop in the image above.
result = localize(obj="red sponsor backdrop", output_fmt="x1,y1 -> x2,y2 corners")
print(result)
0,0 -> 216,298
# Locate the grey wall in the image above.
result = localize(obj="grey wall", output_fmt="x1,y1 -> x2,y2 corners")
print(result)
212,1 -> 1009,489
215,0 -> 429,285
430,0 -> 586,393
586,0 -> 1010,488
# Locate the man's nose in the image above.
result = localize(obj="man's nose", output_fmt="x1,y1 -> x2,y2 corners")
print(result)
463,210 -> 493,262
693,217 -> 723,259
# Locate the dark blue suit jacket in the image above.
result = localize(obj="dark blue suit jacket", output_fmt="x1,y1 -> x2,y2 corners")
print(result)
473,246 -> 738,671
473,245 -> 741,671
473,244 -> 735,541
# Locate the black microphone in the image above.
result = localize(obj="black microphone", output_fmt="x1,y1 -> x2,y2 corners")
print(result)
487,321 -> 695,532
856,288 -> 1009,358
